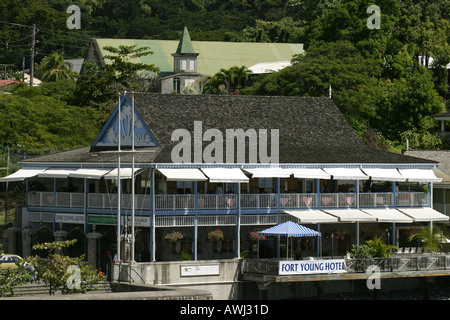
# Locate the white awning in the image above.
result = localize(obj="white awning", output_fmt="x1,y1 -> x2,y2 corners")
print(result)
243,168 -> 292,178
69,168 -> 112,179
200,168 -> 249,183
283,209 -> 338,224
362,168 -> 406,182
322,209 -> 377,222
362,208 -> 413,223
38,168 -> 78,178
396,208 -> 449,222
398,169 -> 442,183
157,168 -> 208,181
322,168 -> 369,180
289,168 -> 331,179
103,168 -> 142,180
0,167 -> 47,182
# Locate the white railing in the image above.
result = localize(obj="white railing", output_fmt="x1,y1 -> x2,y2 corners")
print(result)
28,191 -> 430,211
359,192 -> 393,207
396,192 -> 429,207
197,194 -> 237,209
319,193 -> 356,208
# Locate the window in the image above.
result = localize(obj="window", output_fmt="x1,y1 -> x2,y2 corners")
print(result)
189,59 -> 195,70
259,178 -> 274,193
177,181 -> 192,194
181,59 -> 187,70
173,77 -> 180,93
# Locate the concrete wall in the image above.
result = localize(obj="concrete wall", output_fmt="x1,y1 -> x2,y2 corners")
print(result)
112,259 -> 242,300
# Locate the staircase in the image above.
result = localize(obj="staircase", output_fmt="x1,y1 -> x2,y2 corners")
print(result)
6,281 -> 113,297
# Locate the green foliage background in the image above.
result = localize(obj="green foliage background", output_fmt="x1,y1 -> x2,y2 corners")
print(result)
0,0 -> 449,163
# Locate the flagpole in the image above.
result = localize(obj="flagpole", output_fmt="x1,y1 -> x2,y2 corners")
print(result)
131,92 -> 136,264
117,92 -> 121,263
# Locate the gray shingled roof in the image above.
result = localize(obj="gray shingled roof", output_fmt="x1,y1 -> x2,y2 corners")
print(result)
23,94 -> 436,166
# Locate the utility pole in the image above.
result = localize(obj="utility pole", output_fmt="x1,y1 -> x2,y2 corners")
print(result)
30,24 -> 36,87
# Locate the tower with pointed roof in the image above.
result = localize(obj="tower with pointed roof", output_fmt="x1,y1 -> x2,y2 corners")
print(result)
159,26 -> 203,94
172,26 -> 199,73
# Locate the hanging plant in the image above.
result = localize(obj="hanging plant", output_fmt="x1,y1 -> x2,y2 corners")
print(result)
330,230 -> 346,240
207,229 -> 224,241
163,231 -> 184,242
248,230 -> 266,242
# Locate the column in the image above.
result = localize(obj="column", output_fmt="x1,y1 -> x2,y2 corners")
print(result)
22,224 -> 36,258
2,227 -> 20,254
87,225 -> 103,268
53,223 -> 68,255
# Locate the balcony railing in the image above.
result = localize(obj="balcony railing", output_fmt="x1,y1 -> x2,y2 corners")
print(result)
27,191 -> 430,211
241,255 -> 450,276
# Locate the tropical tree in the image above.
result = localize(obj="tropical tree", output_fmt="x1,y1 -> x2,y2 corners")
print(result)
0,244 -> 31,297
35,53 -> 75,82
202,66 -> 252,94
75,45 -> 159,107
407,227 -> 444,253
25,240 -> 102,295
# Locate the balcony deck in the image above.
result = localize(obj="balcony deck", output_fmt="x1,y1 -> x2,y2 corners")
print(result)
27,191 -> 431,214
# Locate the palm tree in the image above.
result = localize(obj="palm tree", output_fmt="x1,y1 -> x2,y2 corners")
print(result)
407,227 -> 443,253
36,53 -> 74,82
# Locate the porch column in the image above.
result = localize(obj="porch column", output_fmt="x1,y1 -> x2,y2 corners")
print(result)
235,182 -> 241,258
84,178 -> 89,235
316,223 -> 321,257
316,179 -> 320,209
150,167 -> 156,262
392,181 -> 397,208
52,178 -> 57,231
443,189 -> 446,216
429,182 -> 432,208
194,180 -> 198,261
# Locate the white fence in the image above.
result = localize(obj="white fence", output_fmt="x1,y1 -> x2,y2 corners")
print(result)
28,191 -> 430,211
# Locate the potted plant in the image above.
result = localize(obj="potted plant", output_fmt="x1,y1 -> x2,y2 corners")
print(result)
248,230 -> 266,242
207,229 -> 224,241
163,231 -> 184,242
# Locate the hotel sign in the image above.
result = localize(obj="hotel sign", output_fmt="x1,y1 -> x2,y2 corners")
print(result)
279,259 -> 347,275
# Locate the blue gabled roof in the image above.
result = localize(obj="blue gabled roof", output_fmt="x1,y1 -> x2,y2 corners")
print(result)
91,94 -> 160,151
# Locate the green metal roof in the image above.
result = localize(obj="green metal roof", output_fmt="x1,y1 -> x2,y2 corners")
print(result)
93,38 -> 304,77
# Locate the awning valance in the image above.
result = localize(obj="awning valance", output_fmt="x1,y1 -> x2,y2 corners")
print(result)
38,169 -> 78,178
398,169 -> 442,183
69,168 -> 112,179
362,208 -> 413,223
157,168 -> 208,181
322,168 -> 369,180
289,168 -> 331,179
243,168 -> 292,178
103,168 -> 142,180
396,208 -> 449,222
322,209 -> 377,222
283,209 -> 338,224
0,167 -> 47,182
362,168 -> 406,182
200,168 -> 249,183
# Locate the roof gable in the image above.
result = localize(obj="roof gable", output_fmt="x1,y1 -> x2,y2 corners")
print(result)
91,94 -> 160,151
